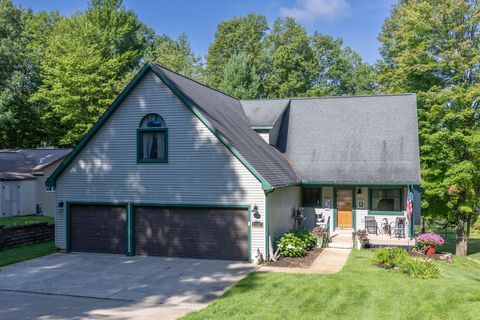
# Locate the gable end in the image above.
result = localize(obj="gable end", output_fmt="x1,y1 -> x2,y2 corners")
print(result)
46,63 -> 272,191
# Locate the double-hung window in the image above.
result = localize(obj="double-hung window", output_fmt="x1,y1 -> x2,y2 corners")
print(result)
137,113 -> 168,163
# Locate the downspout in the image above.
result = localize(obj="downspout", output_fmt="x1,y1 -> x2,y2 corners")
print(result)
264,189 -> 272,260
409,184 -> 415,239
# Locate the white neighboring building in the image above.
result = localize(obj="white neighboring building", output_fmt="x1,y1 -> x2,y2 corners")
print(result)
0,148 -> 71,217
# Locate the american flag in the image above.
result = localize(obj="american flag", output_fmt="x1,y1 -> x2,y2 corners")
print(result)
406,190 -> 414,222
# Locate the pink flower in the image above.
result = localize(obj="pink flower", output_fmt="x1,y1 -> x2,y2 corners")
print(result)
416,232 -> 445,248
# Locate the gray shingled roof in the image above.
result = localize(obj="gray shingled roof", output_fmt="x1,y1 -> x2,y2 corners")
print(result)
0,148 -> 72,181
152,64 -> 301,188
240,99 -> 289,127
280,95 -> 421,183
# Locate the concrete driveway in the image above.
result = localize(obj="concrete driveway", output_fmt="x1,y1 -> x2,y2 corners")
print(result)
0,253 -> 256,320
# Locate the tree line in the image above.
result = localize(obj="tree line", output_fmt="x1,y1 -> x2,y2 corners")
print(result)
0,0 -> 478,255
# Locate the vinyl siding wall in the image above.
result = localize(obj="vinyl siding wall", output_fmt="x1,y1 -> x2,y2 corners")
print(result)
267,186 -> 301,244
55,71 -> 266,259
21,180 -> 36,215
258,132 -> 269,144
36,163 -> 61,217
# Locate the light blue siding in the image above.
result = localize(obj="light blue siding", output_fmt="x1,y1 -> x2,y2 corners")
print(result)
55,71 -> 266,259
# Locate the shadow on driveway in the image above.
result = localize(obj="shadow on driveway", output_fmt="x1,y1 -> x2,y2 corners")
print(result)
0,253 -> 256,319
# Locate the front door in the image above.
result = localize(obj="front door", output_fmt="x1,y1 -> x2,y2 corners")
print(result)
336,189 -> 353,228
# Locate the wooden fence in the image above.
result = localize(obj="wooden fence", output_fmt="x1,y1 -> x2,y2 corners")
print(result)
0,222 -> 54,250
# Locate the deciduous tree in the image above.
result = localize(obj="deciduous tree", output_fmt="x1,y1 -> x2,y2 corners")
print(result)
146,33 -> 202,80
263,17 -> 316,98
205,13 -> 268,88
34,0 -> 149,145
378,0 -> 480,255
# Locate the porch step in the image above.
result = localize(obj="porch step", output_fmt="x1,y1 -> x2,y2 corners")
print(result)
329,232 -> 353,249
329,242 -> 353,249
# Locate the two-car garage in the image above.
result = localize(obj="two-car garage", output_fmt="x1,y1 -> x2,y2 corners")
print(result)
68,204 -> 249,261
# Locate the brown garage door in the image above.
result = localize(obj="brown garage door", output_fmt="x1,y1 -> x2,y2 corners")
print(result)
70,204 -> 126,254
135,206 -> 249,260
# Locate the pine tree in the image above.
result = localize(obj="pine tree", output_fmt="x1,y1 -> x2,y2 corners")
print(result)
218,52 -> 260,99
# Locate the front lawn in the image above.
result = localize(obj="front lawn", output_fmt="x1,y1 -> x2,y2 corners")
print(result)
0,241 -> 56,267
0,215 -> 53,228
183,250 -> 480,320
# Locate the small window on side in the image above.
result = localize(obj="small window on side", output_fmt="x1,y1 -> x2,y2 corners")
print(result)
302,188 -> 321,206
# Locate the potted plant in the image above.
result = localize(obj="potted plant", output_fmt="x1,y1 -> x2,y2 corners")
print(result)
416,232 -> 445,256
312,226 -> 327,248
352,230 -> 370,250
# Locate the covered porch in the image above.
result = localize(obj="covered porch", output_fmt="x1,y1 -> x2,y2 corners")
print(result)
327,229 -> 415,249
300,184 -> 421,244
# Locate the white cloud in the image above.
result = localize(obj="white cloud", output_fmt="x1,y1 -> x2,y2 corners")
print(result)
279,0 -> 350,23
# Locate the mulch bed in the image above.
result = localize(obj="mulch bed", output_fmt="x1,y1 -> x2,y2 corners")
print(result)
266,248 -> 323,268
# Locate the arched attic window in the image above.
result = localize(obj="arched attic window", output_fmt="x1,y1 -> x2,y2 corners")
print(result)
137,113 -> 168,163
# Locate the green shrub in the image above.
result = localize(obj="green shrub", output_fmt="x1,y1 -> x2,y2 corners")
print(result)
402,258 -> 440,279
292,228 -> 316,249
277,228 -> 316,257
277,233 -> 307,257
374,247 -> 409,269
373,247 -> 440,279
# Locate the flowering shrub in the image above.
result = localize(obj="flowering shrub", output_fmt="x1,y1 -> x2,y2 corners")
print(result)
352,229 -> 370,248
416,232 -> 445,248
312,226 -> 328,238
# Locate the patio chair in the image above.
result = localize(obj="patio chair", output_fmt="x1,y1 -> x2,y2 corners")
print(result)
381,218 -> 390,235
364,216 -> 378,235
389,217 -> 406,238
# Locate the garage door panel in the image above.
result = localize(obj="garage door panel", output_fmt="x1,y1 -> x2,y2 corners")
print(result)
70,205 -> 126,254
135,207 -> 248,260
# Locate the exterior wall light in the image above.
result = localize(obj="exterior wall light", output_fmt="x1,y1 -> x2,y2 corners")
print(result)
252,205 -> 261,219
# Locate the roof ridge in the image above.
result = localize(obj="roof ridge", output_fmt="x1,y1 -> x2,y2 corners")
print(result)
240,93 -> 415,102
240,98 -> 291,101
151,62 -> 241,103
289,93 -> 416,100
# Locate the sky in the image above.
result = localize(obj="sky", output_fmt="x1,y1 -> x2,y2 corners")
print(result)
13,0 -> 397,64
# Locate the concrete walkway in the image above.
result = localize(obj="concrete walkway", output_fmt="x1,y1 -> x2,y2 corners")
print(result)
258,248 -> 351,274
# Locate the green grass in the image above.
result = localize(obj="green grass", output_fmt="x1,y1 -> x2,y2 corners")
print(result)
183,250 -> 480,320
0,241 -> 56,267
0,215 -> 53,228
